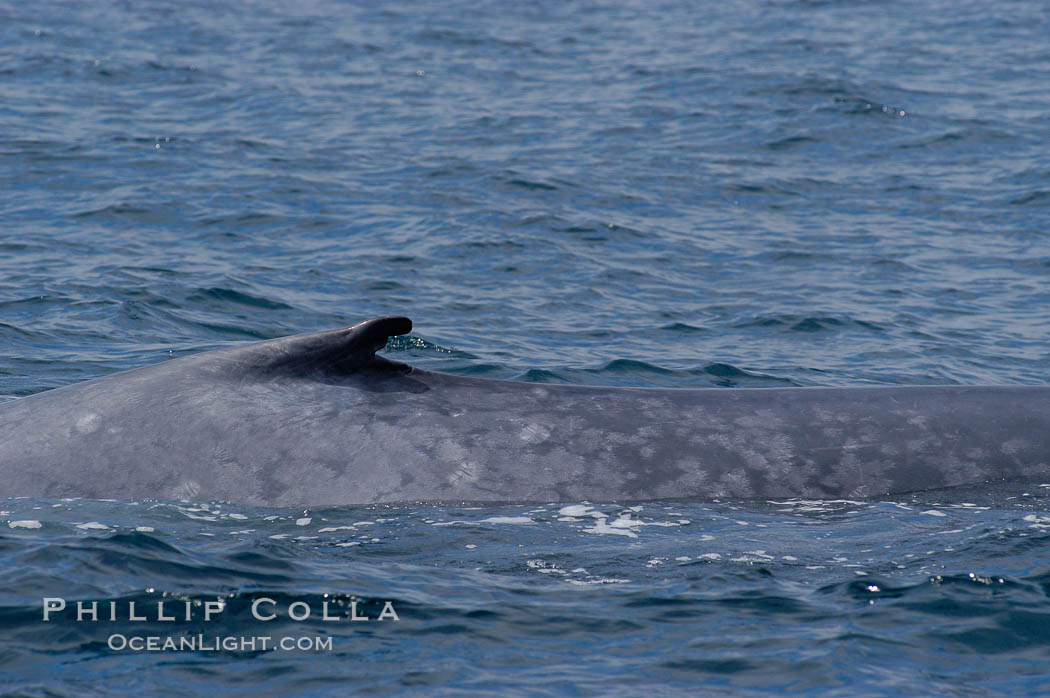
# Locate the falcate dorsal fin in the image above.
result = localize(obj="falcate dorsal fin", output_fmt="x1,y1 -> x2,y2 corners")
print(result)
339,316 -> 413,359
224,316 -> 413,378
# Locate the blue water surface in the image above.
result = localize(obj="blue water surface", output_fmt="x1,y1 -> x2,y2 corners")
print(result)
2,0 -> 1050,694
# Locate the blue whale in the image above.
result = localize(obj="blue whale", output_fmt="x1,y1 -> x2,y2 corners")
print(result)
1,316 -> 1048,506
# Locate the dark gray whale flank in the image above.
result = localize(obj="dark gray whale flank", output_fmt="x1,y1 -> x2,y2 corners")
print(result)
1,316 -> 1048,506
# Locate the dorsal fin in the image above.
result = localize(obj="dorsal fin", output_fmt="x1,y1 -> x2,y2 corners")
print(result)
342,316 -> 413,358
226,316 -> 413,378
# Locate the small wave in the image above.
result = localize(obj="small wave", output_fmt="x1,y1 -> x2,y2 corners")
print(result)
189,287 -> 295,311
1009,190 -> 1050,206
505,178 -> 559,192
71,203 -> 154,219
660,322 -> 705,334
733,314 -> 886,334
764,135 -> 817,151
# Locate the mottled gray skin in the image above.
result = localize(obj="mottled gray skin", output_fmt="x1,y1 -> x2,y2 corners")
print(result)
1,316 -> 1048,506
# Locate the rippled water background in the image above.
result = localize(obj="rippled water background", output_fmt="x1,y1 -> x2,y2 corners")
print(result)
3,0 -> 1050,694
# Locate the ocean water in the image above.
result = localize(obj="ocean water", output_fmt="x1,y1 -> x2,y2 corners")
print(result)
2,0 -> 1050,694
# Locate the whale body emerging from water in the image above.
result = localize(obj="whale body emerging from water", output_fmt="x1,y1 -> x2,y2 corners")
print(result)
1,316 -> 1048,506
